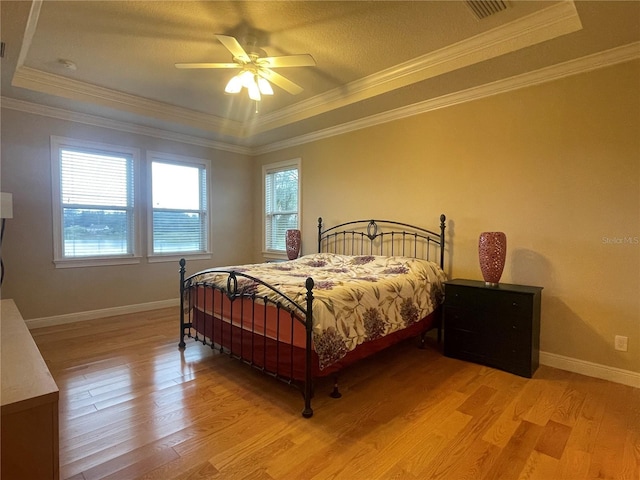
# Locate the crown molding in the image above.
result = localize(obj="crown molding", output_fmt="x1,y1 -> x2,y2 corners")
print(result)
11,66 -> 245,138
3,42 -> 637,157
253,42 -> 640,155
0,96 -> 252,155
15,0 -> 41,68
248,0 -> 583,136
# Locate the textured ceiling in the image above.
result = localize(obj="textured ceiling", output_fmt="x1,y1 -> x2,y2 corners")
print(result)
1,1 -> 639,153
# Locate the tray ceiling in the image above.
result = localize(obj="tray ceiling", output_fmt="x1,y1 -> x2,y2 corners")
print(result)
1,1 -> 639,154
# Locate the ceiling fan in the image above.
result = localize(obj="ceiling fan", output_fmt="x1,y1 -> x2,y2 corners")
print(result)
175,34 -> 316,103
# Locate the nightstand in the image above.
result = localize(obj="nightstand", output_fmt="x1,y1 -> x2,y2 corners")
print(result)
443,279 -> 543,378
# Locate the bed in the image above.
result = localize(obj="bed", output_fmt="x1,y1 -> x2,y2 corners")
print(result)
179,215 -> 447,417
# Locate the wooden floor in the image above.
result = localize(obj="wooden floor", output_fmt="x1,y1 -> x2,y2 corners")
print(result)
32,307 -> 639,480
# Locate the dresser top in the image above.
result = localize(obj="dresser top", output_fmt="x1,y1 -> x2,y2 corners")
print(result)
1,299 -> 59,413
445,278 -> 543,294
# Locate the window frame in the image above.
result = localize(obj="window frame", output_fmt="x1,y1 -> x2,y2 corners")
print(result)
146,151 -> 212,263
50,136 -> 141,268
262,158 -> 301,259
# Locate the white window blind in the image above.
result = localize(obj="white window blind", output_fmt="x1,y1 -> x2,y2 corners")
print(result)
265,163 -> 299,252
150,158 -> 208,254
59,148 -> 134,258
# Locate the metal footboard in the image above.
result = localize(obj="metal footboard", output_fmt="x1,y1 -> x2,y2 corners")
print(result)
179,259 -> 316,417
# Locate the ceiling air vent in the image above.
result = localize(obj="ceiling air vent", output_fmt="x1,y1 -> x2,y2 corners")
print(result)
466,0 -> 508,19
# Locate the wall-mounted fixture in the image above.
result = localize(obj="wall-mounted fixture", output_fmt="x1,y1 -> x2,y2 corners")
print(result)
1,192 -> 14,286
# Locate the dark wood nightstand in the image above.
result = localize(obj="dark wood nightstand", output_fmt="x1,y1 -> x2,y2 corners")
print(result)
443,279 -> 543,378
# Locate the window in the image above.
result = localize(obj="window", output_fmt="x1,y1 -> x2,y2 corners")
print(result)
148,152 -> 210,257
263,159 -> 300,254
51,138 -> 211,267
51,136 -> 140,267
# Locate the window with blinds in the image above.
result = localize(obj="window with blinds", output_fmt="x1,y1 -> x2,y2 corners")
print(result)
264,160 -> 300,253
54,141 -> 136,260
51,138 -> 212,267
150,158 -> 208,254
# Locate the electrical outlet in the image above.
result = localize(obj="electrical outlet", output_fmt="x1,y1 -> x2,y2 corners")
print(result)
614,335 -> 628,352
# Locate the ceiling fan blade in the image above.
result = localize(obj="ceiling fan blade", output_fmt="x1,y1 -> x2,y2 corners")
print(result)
175,63 -> 240,69
215,34 -> 250,62
258,68 -> 304,95
259,54 -> 316,68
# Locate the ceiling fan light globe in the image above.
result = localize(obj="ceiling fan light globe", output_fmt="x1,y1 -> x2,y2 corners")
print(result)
239,70 -> 255,89
248,81 -> 261,101
224,75 -> 243,94
257,77 -> 274,95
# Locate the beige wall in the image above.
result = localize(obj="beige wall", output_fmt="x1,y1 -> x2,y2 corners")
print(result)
0,109 -> 254,319
254,60 -> 640,373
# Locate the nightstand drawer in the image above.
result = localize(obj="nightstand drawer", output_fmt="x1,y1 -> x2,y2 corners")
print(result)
443,328 -> 486,364
444,284 -> 480,308
487,310 -> 533,338
487,291 -> 534,319
443,306 -> 480,332
489,334 -> 531,370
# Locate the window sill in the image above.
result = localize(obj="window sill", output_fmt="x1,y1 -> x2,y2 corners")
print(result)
54,256 -> 142,269
262,251 -> 290,262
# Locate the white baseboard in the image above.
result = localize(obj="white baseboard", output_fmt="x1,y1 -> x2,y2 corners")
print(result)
540,351 -> 640,389
25,298 -> 180,330
26,306 -> 639,389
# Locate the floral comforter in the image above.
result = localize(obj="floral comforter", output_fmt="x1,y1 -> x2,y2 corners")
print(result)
189,253 -> 447,369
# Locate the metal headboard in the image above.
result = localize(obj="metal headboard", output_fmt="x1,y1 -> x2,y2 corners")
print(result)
317,214 -> 446,269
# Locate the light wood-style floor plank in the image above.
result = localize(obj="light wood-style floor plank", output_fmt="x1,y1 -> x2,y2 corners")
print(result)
31,307 -> 639,480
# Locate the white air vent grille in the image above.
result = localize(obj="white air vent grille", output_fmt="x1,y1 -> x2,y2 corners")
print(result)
466,0 -> 508,19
